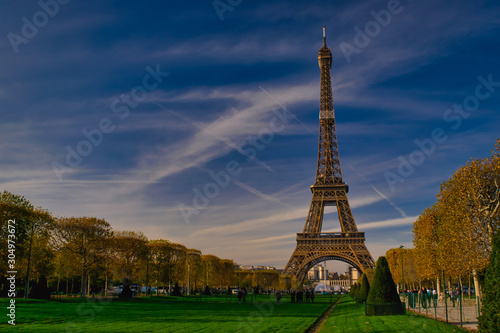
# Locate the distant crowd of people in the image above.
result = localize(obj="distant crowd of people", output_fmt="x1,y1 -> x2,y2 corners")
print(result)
237,288 -> 247,303
403,287 -> 462,308
236,288 -> 319,304
289,289 -> 315,303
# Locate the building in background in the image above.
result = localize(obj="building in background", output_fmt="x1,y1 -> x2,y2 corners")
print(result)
307,264 -> 328,281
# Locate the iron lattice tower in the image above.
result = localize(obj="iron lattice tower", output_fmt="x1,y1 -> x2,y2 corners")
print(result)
283,28 -> 374,281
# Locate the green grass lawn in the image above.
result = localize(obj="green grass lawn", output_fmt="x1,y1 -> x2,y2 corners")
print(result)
1,294 -> 474,332
319,296 -> 470,333
0,294 -> 335,332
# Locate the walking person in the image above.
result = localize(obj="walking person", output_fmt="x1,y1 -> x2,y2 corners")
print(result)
420,288 -> 426,309
237,289 -> 243,303
455,287 -> 461,305
297,290 -> 303,303
449,288 -> 456,307
427,288 -> 432,308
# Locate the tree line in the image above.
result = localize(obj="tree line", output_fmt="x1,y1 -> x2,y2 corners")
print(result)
385,139 -> 499,297
0,191 -> 243,297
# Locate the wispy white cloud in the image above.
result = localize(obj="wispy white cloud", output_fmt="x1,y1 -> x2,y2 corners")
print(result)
348,194 -> 383,209
189,207 -> 306,239
358,216 -> 416,230
245,233 -> 297,245
92,81 -> 319,193
232,180 -> 289,206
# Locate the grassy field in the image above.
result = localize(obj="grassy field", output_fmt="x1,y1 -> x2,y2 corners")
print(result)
319,296 -> 471,333
0,294 -> 335,332
1,294 -> 475,332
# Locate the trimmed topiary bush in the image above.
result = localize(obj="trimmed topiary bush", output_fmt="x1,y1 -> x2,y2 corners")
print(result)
366,256 -> 404,316
119,284 -> 133,298
356,273 -> 370,304
354,282 -> 360,298
349,282 -> 358,298
171,282 -> 182,296
478,231 -> 500,332
31,276 -> 51,300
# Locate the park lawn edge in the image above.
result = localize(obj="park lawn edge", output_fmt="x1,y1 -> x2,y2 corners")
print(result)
319,296 -> 472,333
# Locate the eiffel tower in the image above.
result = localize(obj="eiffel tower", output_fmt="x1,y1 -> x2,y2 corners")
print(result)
283,27 -> 374,281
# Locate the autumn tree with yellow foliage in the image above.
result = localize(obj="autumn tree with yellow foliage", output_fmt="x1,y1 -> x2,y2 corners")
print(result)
1,189 -> 239,298
386,247 -> 420,291
411,139 -> 499,297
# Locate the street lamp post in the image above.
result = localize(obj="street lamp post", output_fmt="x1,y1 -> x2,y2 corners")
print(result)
400,245 -> 405,309
187,261 -> 190,296
24,221 -> 35,299
324,261 -> 327,292
399,246 -> 405,291
145,254 -> 149,296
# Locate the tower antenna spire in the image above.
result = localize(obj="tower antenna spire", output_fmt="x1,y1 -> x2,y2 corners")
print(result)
323,26 -> 326,46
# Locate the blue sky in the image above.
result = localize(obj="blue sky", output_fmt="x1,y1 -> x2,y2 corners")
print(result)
1,0 -> 500,271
